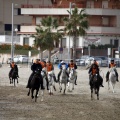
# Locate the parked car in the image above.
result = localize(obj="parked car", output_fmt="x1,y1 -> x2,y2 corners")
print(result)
76,59 -> 85,66
18,55 -> 28,63
85,56 -> 108,67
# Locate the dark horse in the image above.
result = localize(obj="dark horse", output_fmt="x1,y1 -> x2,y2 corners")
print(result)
9,65 -> 19,86
27,69 -> 44,102
90,74 -> 101,100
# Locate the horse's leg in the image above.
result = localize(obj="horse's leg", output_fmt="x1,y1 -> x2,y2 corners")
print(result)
31,89 -> 34,99
59,82 -> 62,92
41,90 -> 44,101
27,88 -> 30,96
91,87 -> 93,100
17,78 -> 18,83
14,79 -> 16,87
67,82 -> 70,91
72,81 -> 74,90
108,81 -> 110,90
97,88 -> 99,100
35,89 -> 39,102
110,82 -> 115,93
63,83 -> 66,94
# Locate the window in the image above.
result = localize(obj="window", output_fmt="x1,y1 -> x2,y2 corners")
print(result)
61,38 -> 66,48
23,37 -> 29,45
114,39 -> 119,47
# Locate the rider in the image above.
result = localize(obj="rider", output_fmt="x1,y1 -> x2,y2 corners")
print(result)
46,60 -> 57,82
26,59 -> 43,88
88,59 -> 104,87
68,60 -> 77,85
9,61 -> 19,78
57,60 -> 69,82
106,59 -> 119,82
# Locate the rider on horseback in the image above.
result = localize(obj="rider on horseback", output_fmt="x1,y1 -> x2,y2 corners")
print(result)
68,60 -> 77,85
57,60 -> 69,82
46,60 -> 57,82
88,60 -> 104,87
9,61 -> 19,78
106,59 -> 119,82
26,59 -> 43,88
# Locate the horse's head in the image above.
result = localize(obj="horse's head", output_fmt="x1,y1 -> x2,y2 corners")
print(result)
93,74 -> 98,82
34,68 -> 41,75
109,67 -> 116,74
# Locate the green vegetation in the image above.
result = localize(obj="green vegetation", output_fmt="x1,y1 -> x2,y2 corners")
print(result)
0,44 -> 39,56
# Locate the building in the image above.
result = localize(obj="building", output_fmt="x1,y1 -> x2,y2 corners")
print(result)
0,0 -> 120,58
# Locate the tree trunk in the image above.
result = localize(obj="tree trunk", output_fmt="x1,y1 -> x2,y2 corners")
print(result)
48,50 -> 51,61
40,50 -> 43,60
73,35 -> 76,63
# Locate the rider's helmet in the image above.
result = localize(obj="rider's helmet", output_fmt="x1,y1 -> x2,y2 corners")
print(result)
61,61 -> 65,64
111,59 -> 114,64
70,60 -> 73,63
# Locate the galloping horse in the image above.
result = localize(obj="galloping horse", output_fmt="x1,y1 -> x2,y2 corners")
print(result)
68,68 -> 77,91
59,66 -> 68,94
108,67 -> 117,93
90,74 -> 101,100
9,65 -> 18,86
47,71 -> 56,95
27,68 -> 44,102
41,69 -> 49,90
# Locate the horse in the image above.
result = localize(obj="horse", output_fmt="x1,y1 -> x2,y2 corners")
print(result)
59,67 -> 68,94
108,67 -> 117,93
41,69 -> 49,90
9,65 -> 19,86
47,71 -> 56,95
67,68 -> 77,92
90,73 -> 101,100
27,68 -> 44,102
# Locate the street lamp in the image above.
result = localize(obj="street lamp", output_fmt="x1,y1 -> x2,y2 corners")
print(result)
11,3 -> 17,61
68,2 -> 76,61
11,3 -> 14,61
14,28 -> 18,56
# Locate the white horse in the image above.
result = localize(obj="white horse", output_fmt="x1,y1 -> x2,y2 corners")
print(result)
41,70 -> 47,87
59,67 -> 68,94
47,71 -> 56,95
67,68 -> 77,92
108,67 -> 117,93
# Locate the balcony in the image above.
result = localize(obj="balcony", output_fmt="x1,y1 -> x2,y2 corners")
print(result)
19,25 -> 120,36
21,7 -> 120,16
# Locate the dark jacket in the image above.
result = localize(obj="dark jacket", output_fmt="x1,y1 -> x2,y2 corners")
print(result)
31,63 -> 42,72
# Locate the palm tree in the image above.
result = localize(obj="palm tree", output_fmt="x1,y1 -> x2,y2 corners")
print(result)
36,16 -> 63,61
31,27 -> 48,59
63,7 -> 89,62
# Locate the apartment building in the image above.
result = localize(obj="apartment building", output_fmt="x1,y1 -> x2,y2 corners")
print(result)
0,0 -> 120,52
0,0 -> 51,45
19,0 -> 120,49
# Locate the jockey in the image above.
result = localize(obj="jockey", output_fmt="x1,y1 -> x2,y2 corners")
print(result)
68,60 -> 77,85
26,59 -> 43,88
88,63 -> 104,87
46,60 -> 57,82
57,60 -> 69,82
106,59 -> 119,82
9,61 -> 19,78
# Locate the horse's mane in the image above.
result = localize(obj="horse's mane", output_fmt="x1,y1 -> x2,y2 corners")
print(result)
109,67 -> 116,72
